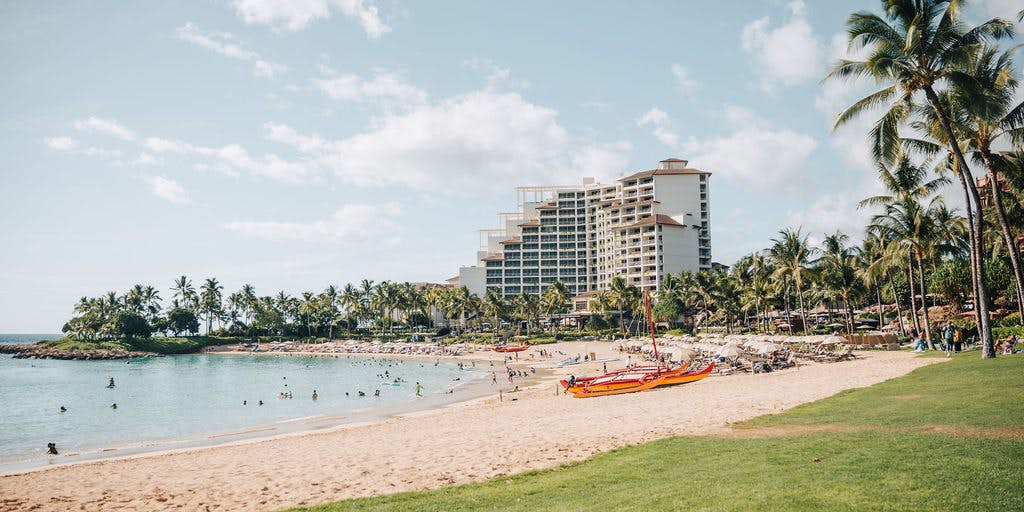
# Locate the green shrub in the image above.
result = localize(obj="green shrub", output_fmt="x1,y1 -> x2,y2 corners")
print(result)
993,326 -> 1024,340
999,312 -> 1021,327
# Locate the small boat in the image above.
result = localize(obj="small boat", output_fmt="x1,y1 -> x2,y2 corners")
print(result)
492,344 -> 530,353
559,362 -> 690,393
571,362 -> 714,398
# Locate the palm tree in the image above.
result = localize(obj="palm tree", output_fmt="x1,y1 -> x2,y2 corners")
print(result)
542,281 -> 570,335
340,284 -> 363,329
483,289 -> 507,333
171,275 -> 197,309
298,291 -> 317,337
198,278 -> 223,334
931,45 -> 1024,319
608,276 -> 631,334
820,232 -> 860,334
870,196 -> 947,348
769,228 -> 814,334
827,0 -> 1013,357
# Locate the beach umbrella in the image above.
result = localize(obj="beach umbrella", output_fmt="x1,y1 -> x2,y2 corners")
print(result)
820,335 -> 847,346
717,345 -> 741,359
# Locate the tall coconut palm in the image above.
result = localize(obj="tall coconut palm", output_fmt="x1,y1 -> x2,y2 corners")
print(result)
171,275 -> 197,309
483,289 -> 507,333
769,228 -> 814,334
198,278 -> 223,334
870,196 -> 947,348
542,281 -> 570,335
827,0 -> 1014,357
608,276 -> 631,334
925,45 -> 1024,319
820,232 -> 861,334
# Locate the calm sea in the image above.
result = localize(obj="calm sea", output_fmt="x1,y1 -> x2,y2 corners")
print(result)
0,336 -> 488,472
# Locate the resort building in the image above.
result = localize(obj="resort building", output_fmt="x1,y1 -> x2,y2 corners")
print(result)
454,158 -> 711,299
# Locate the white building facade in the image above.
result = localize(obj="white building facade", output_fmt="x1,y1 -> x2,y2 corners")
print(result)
456,158 -> 711,298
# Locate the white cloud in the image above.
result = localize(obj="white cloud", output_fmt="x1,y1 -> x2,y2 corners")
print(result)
570,140 -> 634,183
313,67 -> 426,107
671,64 -> 699,95
224,202 -> 402,244
231,0 -> 390,38
73,117 -> 136,141
143,134 -> 317,183
975,0 -> 1024,27
740,0 -> 824,91
44,136 -> 77,151
143,176 -> 189,204
176,22 -> 286,78
636,107 -> 680,148
264,123 -> 327,153
143,137 -> 201,154
684,105 -> 817,192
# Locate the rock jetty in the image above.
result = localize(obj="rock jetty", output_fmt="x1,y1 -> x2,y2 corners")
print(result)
0,344 -> 160,360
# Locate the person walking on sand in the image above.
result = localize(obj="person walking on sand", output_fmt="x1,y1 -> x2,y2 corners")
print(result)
415,382 -> 423,396
492,372 -> 497,384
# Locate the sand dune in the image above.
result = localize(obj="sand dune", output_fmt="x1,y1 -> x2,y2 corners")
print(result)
0,345 -> 935,512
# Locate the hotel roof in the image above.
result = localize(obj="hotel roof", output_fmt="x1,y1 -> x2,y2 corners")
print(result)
618,167 -> 711,182
618,214 -> 684,230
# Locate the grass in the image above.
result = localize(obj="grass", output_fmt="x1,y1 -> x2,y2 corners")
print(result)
288,354 -> 1024,512
39,336 -> 237,355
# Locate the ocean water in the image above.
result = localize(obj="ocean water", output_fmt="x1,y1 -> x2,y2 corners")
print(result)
0,342 -> 487,471
0,334 -> 59,345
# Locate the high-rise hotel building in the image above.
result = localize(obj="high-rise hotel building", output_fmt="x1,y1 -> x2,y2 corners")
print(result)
455,158 -> 711,299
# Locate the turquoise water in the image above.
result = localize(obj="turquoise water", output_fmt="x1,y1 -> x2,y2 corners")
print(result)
0,338 -> 486,471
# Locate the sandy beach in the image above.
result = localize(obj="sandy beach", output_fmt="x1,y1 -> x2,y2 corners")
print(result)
0,343 -> 938,512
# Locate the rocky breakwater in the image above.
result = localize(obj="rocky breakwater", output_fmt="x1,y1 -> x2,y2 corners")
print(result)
0,344 -> 160,360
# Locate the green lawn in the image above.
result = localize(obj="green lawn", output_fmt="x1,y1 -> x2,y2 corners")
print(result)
289,354 -> 1024,512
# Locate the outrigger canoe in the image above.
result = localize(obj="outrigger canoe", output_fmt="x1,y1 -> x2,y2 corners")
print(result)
571,362 -> 714,398
492,344 -> 530,353
558,362 -> 690,394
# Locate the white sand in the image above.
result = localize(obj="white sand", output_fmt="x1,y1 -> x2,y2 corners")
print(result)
0,344 -> 936,512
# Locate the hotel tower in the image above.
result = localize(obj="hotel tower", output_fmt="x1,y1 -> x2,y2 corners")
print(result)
454,158 -> 711,301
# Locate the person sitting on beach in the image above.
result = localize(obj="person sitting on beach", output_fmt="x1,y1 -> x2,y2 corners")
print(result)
47,443 -> 58,455
911,331 -> 927,352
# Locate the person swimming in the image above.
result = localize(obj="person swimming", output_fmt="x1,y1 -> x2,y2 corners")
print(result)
258,400 -> 264,406
374,389 -> 380,397
59,406 -> 66,413
312,390 -> 318,401
415,382 -> 423,396
358,391 -> 366,397
107,377 -> 115,388
111,403 -> 117,410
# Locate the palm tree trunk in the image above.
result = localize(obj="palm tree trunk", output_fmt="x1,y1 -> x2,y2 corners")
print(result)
916,252 -> 933,350
889,274 -> 906,335
980,151 -> 1024,320
907,257 -> 921,334
783,284 -> 792,333
875,286 -> 884,332
924,86 -> 994,358
796,281 -> 808,335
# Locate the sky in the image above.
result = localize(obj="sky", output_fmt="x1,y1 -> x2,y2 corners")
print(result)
1,0 -> 1021,332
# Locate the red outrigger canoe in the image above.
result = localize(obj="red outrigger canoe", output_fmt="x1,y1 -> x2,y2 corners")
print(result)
492,344 -> 529,353
571,362 -> 715,398
558,362 -> 690,393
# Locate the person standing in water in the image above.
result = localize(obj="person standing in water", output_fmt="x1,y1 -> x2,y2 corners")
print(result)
47,443 -> 58,455
107,377 -> 115,388
312,390 -> 318,401
415,382 -> 423,396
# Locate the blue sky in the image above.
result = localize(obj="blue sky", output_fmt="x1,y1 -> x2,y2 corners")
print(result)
1,0 -> 1020,332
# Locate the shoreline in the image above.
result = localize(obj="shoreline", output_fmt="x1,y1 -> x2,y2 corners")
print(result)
0,348 -> 543,476
0,344 -> 940,512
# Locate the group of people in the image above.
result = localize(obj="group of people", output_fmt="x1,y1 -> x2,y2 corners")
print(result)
911,322 -> 967,354
996,335 -> 1020,355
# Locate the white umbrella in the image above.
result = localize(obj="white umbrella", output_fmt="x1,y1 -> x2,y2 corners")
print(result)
717,345 -> 741,358
820,335 -> 847,346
